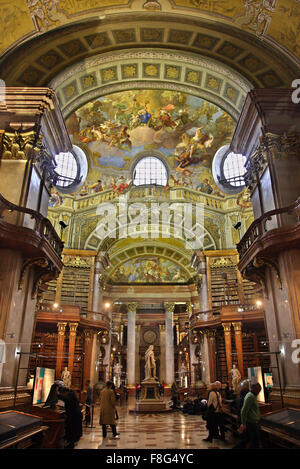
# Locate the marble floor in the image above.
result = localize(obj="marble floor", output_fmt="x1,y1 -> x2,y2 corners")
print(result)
75,397 -> 237,450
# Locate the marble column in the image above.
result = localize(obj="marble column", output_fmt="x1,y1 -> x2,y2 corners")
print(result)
67,322 -> 78,379
201,332 -> 210,385
126,302 -> 137,387
222,323 -> 233,385
56,322 -> 67,380
135,325 -> 141,384
83,329 -> 94,388
195,253 -> 210,312
89,332 -> 99,386
92,256 -> 104,312
102,341 -> 111,382
159,324 -> 166,383
164,302 -> 175,386
189,340 -> 197,386
232,321 -> 244,377
206,329 -> 217,383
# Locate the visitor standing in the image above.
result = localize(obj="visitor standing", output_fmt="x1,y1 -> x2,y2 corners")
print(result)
203,381 -> 225,443
84,380 -> 93,426
99,381 -> 120,439
234,382 -> 262,449
58,386 -> 83,449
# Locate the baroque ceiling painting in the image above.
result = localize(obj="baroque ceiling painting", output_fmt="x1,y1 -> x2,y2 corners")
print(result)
66,89 -> 236,195
109,257 -> 188,284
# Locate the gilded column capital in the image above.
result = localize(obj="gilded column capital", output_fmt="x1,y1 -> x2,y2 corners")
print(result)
159,324 -> 165,332
57,322 -> 67,336
206,329 -> 216,339
2,129 -> 42,160
164,302 -> 175,313
127,302 -> 138,313
69,322 -> 79,336
83,328 -> 94,342
232,321 -> 242,333
222,322 -> 232,335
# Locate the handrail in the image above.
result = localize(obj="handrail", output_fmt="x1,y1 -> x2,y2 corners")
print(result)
81,310 -> 111,327
54,184 -> 234,212
190,309 -> 220,322
237,197 -> 300,258
37,303 -> 110,328
190,303 -> 263,326
0,192 -> 64,257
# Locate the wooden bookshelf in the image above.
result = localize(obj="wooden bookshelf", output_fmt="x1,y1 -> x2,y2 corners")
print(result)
60,266 -> 90,312
216,330 -> 228,383
42,279 -> 57,304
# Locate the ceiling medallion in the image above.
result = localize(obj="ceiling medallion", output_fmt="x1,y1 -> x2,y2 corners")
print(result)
143,0 -> 161,11
143,329 -> 157,344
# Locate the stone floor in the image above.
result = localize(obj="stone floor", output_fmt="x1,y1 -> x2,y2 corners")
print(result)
75,396 -> 237,450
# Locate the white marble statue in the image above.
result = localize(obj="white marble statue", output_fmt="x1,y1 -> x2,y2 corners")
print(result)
145,344 -> 157,380
61,367 -> 71,388
230,364 -> 242,394
179,362 -> 187,388
113,362 -> 122,387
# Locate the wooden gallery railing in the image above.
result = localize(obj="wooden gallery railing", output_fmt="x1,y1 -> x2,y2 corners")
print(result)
0,192 -> 64,258
237,197 -> 300,259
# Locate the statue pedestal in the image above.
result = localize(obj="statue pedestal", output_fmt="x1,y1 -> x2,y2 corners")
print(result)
129,379 -> 171,413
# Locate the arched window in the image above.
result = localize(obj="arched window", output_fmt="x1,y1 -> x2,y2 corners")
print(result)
133,156 -> 168,186
212,145 -> 247,194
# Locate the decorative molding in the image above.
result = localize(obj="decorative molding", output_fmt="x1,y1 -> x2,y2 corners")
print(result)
253,255 -> 282,290
210,256 -> 236,268
64,255 -> 91,268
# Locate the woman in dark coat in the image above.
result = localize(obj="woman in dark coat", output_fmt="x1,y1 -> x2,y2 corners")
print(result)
58,386 -> 83,449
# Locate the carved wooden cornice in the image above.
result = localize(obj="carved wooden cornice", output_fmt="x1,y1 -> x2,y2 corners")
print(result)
64,255 -> 91,268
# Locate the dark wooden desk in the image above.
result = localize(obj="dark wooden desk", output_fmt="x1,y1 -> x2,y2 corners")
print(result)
0,426 -> 47,449
224,406 -> 300,448
30,405 -> 66,449
0,410 -> 46,449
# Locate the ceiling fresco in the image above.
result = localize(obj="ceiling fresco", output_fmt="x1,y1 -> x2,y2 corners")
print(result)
65,88 -> 236,194
108,256 -> 189,283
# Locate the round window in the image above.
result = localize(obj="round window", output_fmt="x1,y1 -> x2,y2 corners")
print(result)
53,145 -> 88,194
212,145 -> 247,195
